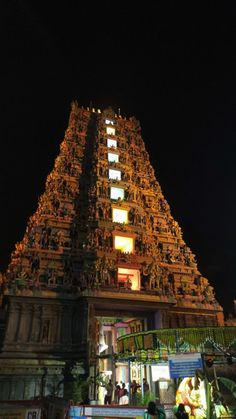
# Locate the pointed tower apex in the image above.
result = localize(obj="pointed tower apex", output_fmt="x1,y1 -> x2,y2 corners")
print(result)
68,100 -> 80,128
70,100 -> 79,112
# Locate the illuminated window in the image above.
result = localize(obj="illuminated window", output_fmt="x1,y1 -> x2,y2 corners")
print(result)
112,208 -> 128,224
108,152 -> 119,163
107,138 -> 117,148
110,187 -> 124,200
105,119 -> 114,125
109,169 -> 121,180
106,127 -> 115,135
114,235 -> 134,253
118,268 -> 140,290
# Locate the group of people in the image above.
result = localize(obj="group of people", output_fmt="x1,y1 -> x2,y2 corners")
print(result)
103,378 -> 150,406
114,382 -> 129,405
104,378 -> 189,418
103,379 -> 129,405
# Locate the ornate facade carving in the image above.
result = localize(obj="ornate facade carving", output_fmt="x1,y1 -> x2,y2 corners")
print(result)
0,103 -> 224,400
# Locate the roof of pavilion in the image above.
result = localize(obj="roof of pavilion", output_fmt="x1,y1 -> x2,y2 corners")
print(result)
116,326 -> 236,362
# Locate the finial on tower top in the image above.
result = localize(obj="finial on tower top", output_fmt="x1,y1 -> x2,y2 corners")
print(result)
69,100 -> 79,127
70,100 -> 79,112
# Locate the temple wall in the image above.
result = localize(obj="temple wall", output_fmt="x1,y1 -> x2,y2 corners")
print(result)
1,295 -> 88,357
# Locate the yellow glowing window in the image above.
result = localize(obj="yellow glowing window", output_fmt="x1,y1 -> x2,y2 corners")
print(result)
118,268 -> 140,290
114,236 -> 134,253
108,152 -> 119,163
109,169 -> 121,180
107,138 -> 117,148
105,119 -> 114,125
106,127 -> 115,135
112,208 -> 128,224
110,187 -> 124,200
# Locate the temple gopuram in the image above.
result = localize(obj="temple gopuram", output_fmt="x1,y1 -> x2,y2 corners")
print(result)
0,102 -> 226,401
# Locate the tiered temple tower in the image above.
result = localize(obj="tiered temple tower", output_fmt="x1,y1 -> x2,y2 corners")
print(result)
0,102 -> 224,400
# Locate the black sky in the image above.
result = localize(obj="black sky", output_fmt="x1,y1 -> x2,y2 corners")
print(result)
1,2 -> 236,316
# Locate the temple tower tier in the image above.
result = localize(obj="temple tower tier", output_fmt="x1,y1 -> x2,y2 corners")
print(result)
0,102 -> 224,400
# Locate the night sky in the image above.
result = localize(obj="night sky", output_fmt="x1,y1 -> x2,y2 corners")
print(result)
1,2 -> 236,316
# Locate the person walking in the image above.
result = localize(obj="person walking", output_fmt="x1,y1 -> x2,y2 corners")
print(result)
130,380 -> 141,405
114,382 -> 120,404
104,379 -> 114,405
142,378 -> 150,394
119,389 -> 129,405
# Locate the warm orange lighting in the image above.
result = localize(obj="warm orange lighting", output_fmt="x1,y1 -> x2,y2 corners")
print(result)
106,127 -> 115,135
118,268 -> 140,290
